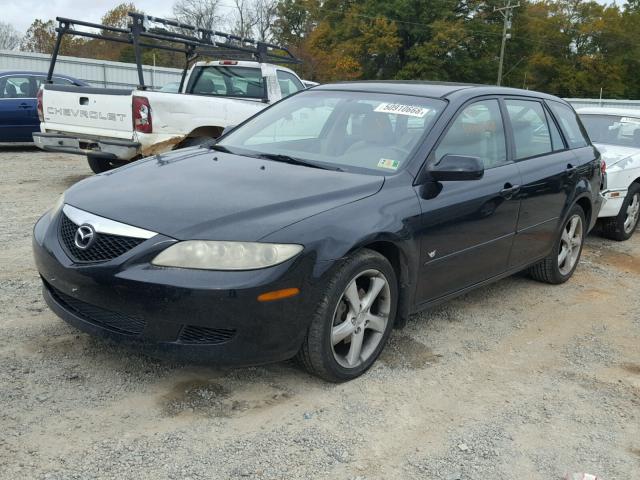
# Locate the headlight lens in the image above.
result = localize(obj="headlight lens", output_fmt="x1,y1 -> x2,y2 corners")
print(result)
50,193 -> 65,216
151,241 -> 303,270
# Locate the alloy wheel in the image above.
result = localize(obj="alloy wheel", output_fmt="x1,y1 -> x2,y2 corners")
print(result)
624,193 -> 640,234
558,214 -> 584,276
331,269 -> 391,369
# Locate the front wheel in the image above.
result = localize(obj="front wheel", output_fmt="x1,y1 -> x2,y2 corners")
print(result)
297,249 -> 398,382
600,183 -> 640,241
529,205 -> 586,284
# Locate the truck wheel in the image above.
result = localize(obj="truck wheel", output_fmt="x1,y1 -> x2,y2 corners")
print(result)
178,137 -> 213,149
296,249 -> 398,382
600,183 -> 640,241
529,205 -> 586,285
87,155 -> 122,174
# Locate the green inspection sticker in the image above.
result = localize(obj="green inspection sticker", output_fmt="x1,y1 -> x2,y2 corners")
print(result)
377,158 -> 400,170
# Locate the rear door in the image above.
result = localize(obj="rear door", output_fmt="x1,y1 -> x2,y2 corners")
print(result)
0,75 -> 37,141
505,97 -> 578,267
415,98 -> 522,303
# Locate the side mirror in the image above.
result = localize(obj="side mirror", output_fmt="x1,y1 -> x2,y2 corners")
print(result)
428,154 -> 484,181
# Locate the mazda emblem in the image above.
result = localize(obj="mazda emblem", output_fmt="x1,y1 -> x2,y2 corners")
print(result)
74,224 -> 96,250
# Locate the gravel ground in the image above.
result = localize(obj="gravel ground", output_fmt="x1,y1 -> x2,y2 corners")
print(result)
1,146 -> 639,480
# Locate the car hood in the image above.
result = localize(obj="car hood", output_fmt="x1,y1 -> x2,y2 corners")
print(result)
593,143 -> 640,168
65,149 -> 385,241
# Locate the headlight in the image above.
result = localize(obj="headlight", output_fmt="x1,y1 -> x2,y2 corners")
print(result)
50,193 -> 65,216
151,241 -> 303,270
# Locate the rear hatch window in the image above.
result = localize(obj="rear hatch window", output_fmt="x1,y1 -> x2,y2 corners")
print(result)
187,66 -> 263,99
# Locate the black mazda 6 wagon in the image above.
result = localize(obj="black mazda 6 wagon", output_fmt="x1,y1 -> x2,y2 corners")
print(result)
33,82 -> 603,381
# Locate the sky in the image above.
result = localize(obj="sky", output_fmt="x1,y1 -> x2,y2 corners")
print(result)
3,0 -> 615,35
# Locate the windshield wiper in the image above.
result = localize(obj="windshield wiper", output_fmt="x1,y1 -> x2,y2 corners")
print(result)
254,153 -> 329,170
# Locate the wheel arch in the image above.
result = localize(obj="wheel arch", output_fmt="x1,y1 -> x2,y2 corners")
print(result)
354,239 -> 414,329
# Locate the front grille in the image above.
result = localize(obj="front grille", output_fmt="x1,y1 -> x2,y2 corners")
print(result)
46,281 -> 146,336
59,213 -> 145,263
178,325 -> 236,345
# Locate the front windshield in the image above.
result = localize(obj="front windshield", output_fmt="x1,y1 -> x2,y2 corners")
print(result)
218,90 -> 446,174
580,114 -> 640,148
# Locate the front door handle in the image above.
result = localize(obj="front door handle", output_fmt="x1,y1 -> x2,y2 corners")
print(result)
500,183 -> 521,199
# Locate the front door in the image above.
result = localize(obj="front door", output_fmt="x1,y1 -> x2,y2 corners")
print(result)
0,75 -> 37,142
415,98 -> 522,304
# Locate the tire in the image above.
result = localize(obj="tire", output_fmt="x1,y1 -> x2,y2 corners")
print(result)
178,137 -> 214,149
529,205 -> 586,284
87,155 -> 124,174
296,249 -> 398,382
600,183 -> 640,241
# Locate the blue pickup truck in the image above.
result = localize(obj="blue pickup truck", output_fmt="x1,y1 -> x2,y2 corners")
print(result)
0,71 -> 88,142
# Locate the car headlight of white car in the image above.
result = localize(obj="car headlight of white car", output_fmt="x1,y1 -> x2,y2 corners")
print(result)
151,240 -> 303,270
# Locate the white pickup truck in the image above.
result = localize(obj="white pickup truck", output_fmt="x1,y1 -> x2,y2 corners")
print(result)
34,60 -> 306,172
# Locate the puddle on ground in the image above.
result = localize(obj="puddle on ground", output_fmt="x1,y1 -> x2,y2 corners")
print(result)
621,363 -> 640,375
380,334 -> 440,369
161,379 -> 293,418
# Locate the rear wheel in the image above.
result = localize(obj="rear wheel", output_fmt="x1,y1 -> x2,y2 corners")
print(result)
297,249 -> 397,382
178,137 -> 214,149
600,183 -> 640,241
529,205 -> 586,284
87,154 -> 126,174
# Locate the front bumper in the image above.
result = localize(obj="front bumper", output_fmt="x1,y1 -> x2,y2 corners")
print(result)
33,132 -> 141,161
598,188 -> 627,218
33,211 -> 319,366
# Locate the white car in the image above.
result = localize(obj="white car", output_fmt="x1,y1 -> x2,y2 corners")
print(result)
578,107 -> 640,241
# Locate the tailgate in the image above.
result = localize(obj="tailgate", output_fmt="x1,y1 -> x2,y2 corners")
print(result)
42,85 -> 133,137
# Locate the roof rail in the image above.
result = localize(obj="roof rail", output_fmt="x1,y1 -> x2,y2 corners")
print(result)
47,12 -> 301,90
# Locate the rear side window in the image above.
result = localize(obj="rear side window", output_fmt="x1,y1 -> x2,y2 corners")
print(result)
276,70 -> 304,98
435,99 -> 508,169
505,99 -> 552,160
547,101 -> 589,148
545,109 -> 565,151
188,66 -> 264,99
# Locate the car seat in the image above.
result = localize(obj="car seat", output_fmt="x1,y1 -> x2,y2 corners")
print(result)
192,78 -> 217,95
4,83 -> 17,98
345,111 -> 395,153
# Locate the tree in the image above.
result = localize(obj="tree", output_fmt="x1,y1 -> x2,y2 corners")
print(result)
173,0 -> 223,31
0,22 -> 21,50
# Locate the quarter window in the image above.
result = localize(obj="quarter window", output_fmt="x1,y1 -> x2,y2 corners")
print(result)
505,99 -> 553,159
547,101 -> 589,148
435,99 -> 508,169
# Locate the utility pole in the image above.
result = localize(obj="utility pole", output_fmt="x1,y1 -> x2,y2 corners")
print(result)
495,0 -> 520,86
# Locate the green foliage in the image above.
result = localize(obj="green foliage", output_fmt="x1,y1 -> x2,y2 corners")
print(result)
274,0 -> 640,98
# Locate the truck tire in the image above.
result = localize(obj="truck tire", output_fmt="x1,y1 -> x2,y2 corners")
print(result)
87,154 -> 122,174
178,137 -> 214,149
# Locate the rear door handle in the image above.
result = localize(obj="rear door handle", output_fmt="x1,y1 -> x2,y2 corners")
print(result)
500,183 -> 521,198
566,163 -> 578,175
18,102 -> 31,109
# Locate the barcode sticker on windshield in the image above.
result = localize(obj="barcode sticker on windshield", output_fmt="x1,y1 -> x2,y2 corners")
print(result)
620,117 -> 640,124
375,103 -> 429,118
378,158 -> 400,170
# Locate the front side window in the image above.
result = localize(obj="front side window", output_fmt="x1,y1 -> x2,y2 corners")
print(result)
218,90 -> 445,174
188,66 -> 263,99
434,99 -> 508,169
277,70 -> 304,97
505,99 -> 553,160
1,76 -> 34,98
547,101 -> 589,148
579,114 -> 640,148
